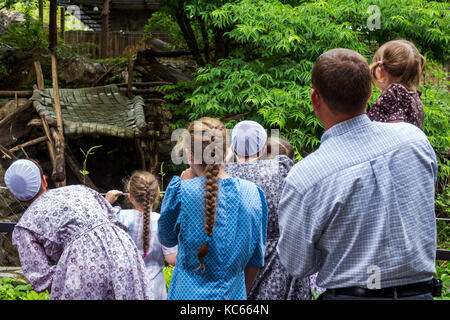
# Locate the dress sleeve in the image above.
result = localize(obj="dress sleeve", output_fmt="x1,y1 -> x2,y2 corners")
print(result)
161,244 -> 178,255
12,226 -> 60,293
158,176 -> 182,248
247,186 -> 268,267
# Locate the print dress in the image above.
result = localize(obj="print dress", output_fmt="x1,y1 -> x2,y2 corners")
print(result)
225,155 -> 313,300
158,175 -> 268,300
12,185 -> 151,300
367,83 -> 424,128
113,208 -> 178,300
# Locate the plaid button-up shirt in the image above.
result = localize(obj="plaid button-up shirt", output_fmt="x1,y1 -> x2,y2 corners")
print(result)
277,114 -> 437,289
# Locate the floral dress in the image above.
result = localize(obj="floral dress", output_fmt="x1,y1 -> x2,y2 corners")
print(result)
367,83 -> 424,128
113,208 -> 178,300
225,155 -> 315,300
12,185 -> 151,300
158,175 -> 268,300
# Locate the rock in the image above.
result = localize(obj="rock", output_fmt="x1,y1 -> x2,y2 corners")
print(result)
0,11 -> 25,36
0,47 -> 48,90
0,267 -> 25,281
0,233 -> 20,267
57,55 -> 107,87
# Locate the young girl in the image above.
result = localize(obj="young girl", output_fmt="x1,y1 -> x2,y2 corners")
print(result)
368,39 -> 426,128
105,171 -> 177,300
158,117 -> 268,300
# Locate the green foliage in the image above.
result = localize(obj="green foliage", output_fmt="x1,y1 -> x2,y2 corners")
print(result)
143,11 -> 184,49
185,0 -> 449,159
1,5 -> 48,48
163,265 -> 174,291
0,277 -> 49,300
435,262 -> 450,300
79,145 -> 102,185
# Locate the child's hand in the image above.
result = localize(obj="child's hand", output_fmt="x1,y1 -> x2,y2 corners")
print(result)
181,168 -> 196,180
105,190 -> 123,204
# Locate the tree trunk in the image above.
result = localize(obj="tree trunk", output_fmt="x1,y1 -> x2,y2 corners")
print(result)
175,8 -> 205,67
60,7 -> 65,41
214,27 -> 226,61
198,16 -> 210,63
38,0 -> 44,25
101,0 -> 111,59
135,50 -> 193,83
49,0 -> 58,51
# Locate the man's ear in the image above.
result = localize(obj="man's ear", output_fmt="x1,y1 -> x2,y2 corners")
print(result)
311,88 -> 321,113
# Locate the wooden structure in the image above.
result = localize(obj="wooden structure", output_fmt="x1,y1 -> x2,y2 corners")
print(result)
0,57 -> 160,190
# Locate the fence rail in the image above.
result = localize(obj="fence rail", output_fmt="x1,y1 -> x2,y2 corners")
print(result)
64,30 -> 170,59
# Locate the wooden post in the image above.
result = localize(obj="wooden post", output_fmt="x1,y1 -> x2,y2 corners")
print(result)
49,0 -> 58,51
101,0 -> 111,58
34,61 -> 45,90
41,115 -> 57,169
51,54 -> 64,136
127,58 -> 134,99
50,128 -> 65,184
50,53 -> 66,185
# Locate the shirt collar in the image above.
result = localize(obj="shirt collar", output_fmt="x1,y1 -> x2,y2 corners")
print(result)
321,114 -> 371,143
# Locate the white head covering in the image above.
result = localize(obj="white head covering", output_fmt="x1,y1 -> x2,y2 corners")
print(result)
4,159 -> 42,201
231,120 -> 267,158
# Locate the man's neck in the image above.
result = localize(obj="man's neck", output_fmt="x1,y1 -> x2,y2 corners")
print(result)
323,112 -> 366,131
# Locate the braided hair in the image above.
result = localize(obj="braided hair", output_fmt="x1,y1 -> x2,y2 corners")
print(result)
185,117 -> 227,272
126,171 -> 160,257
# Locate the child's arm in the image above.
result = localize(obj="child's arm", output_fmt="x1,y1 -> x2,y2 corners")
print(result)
244,266 -> 260,294
105,190 -> 123,204
164,253 -> 177,266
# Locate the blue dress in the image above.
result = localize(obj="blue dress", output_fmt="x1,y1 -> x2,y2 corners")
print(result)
158,175 -> 268,300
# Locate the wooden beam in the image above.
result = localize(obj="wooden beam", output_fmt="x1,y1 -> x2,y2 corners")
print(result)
27,118 -> 57,128
0,91 -> 33,98
8,136 -> 48,153
0,144 -> 18,161
117,81 -> 172,87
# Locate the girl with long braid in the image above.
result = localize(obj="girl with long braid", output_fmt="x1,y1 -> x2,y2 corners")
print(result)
105,171 -> 177,300
158,117 -> 268,300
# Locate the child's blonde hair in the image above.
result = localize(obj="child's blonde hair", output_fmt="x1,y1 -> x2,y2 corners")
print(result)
126,171 -> 160,255
370,40 -> 426,90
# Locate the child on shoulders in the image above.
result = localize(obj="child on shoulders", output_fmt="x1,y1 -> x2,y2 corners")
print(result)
368,39 -> 426,128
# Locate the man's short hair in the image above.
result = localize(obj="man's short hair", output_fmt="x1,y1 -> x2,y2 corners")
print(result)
311,48 -> 372,115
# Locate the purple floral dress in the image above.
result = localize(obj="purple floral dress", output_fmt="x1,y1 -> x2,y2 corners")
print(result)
12,185 -> 151,300
225,155 -> 316,300
367,83 -> 424,128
